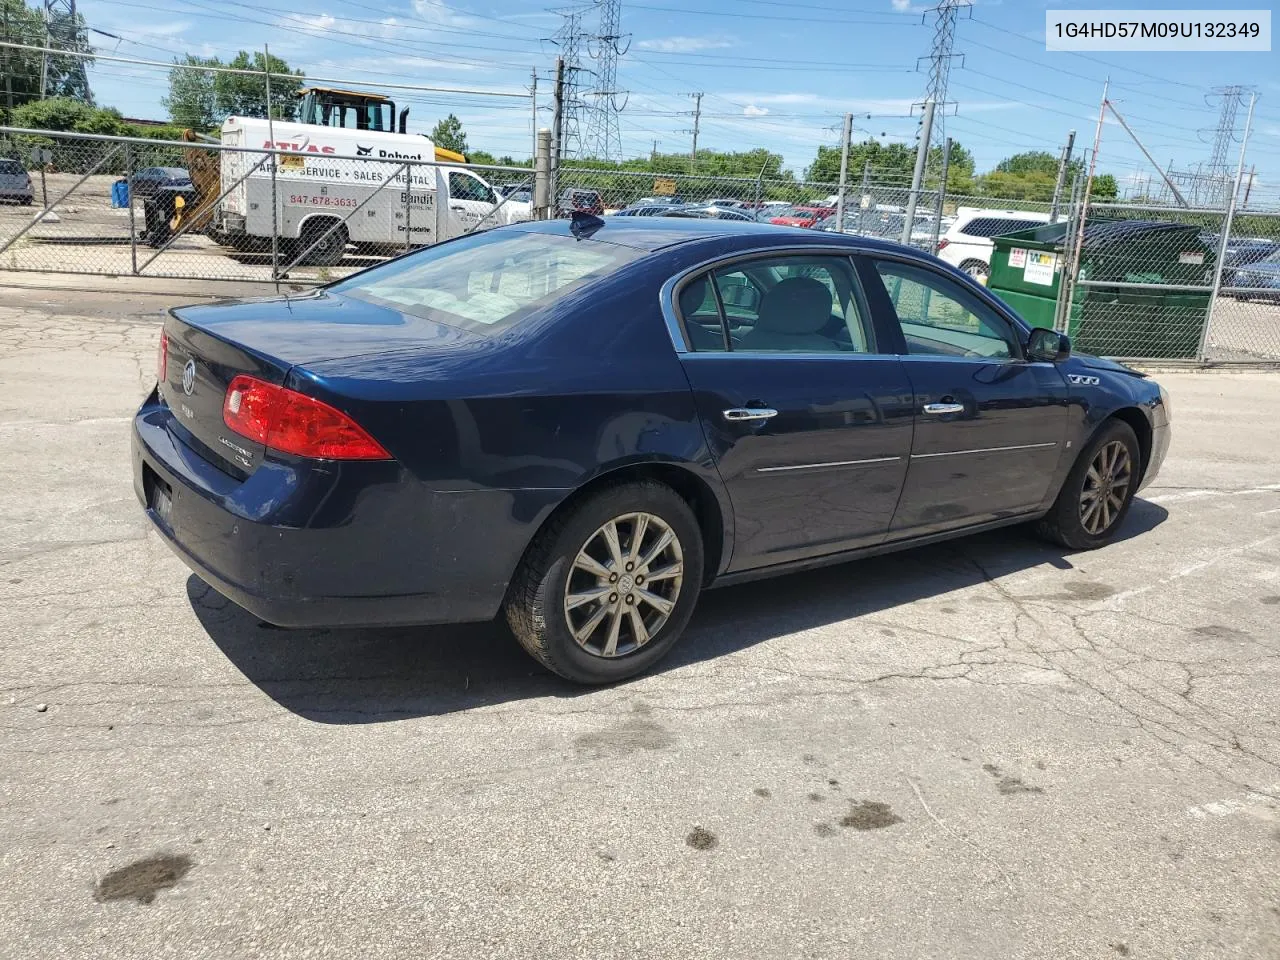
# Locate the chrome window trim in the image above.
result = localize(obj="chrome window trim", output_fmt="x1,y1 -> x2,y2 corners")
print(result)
757,456 -> 902,474
909,442 -> 1057,460
680,351 -> 903,362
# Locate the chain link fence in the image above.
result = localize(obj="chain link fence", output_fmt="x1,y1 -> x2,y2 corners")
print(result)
0,127 -> 534,284
1047,198 -> 1280,362
0,125 -> 1277,364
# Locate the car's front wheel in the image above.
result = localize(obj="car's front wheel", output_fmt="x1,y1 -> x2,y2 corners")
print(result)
961,259 -> 989,283
1037,418 -> 1141,550
505,481 -> 704,684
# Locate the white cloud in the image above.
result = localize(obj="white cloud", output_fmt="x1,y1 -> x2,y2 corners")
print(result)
636,35 -> 734,53
743,104 -> 769,117
296,13 -> 336,33
412,0 -> 474,28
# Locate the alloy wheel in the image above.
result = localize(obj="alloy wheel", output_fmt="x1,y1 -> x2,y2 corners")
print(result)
563,512 -> 684,658
1079,440 -> 1132,536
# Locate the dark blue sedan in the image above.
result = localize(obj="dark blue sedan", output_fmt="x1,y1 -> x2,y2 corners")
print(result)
134,216 -> 1170,684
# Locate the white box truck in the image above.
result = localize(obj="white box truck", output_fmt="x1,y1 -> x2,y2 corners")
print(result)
214,115 -> 529,265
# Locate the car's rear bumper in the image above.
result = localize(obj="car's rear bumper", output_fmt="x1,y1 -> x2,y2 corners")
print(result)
133,390 -> 559,628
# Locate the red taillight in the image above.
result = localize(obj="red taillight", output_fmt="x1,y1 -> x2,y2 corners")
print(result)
157,331 -> 168,383
936,238 -> 950,251
222,375 -> 391,460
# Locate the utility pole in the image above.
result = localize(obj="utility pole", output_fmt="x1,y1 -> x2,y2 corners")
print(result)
1049,129 -> 1075,222
650,138 -> 659,162
1242,164 -> 1256,208
685,92 -> 703,173
549,8 -> 587,161
530,68 -> 538,167
550,57 -> 564,198
835,112 -> 852,233
901,98 -> 936,243
3,2 -> 14,114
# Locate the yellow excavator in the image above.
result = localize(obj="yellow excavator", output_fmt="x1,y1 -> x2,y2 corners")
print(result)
168,86 -> 467,237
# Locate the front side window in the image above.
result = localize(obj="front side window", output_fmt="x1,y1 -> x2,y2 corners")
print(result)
676,255 -> 875,354
448,172 -> 495,204
873,260 -> 1017,359
334,230 -> 641,335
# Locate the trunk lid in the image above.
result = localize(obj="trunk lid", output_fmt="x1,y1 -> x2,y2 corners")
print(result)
162,291 -> 479,476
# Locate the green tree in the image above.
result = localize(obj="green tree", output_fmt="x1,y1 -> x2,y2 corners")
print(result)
213,51 -> 301,121
162,55 -> 219,130
431,113 -> 468,154
11,97 -> 122,133
807,138 -> 973,193
1092,173 -> 1118,200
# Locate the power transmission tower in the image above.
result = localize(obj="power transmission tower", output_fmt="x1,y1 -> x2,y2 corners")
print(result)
548,7 -> 590,160
902,0 -> 969,241
680,92 -> 703,172
41,0 -> 91,102
1201,85 -> 1250,205
583,0 -> 628,161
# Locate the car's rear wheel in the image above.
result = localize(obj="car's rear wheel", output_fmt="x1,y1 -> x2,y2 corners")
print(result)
505,481 -> 704,684
961,259 -> 989,282
1037,419 -> 1141,550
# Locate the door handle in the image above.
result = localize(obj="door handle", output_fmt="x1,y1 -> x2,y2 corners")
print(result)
723,407 -> 778,422
449,204 -> 465,211
922,402 -> 965,415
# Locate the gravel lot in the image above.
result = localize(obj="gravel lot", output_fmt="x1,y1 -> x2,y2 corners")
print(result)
2,279 -> 1279,960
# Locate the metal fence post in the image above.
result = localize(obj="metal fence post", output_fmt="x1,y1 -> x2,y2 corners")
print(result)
1054,174 -> 1085,334
404,162 -> 412,253
857,160 -> 871,235
264,44 -> 280,285
930,136 -> 951,252
124,141 -> 138,275
534,128 -> 551,220
1198,92 -> 1257,362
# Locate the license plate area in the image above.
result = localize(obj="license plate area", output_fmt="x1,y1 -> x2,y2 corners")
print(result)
143,463 -> 173,528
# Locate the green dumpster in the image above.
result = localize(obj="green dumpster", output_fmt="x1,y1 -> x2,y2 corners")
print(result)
988,219 -> 1216,359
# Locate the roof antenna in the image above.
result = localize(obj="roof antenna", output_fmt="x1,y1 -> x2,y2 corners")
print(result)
569,210 -> 605,240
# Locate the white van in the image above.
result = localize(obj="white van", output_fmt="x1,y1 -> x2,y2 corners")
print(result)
937,207 -> 1052,282
214,116 -> 529,265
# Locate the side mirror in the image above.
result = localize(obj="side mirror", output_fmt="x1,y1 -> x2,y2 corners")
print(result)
1027,327 -> 1071,363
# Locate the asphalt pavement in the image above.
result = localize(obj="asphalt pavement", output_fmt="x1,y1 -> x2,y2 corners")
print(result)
2,281 -> 1278,959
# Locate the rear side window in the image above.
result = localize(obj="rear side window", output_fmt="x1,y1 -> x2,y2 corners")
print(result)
960,217 -> 1043,239
677,255 -> 876,354
332,230 -> 641,334
0,160 -> 23,175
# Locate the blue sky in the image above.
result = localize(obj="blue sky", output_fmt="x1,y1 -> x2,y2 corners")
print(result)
77,0 -> 1278,193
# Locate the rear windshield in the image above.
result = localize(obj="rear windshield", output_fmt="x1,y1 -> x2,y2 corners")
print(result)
331,229 -> 643,335
0,160 -> 24,175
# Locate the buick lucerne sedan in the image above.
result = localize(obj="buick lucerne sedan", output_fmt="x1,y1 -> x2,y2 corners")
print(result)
134,216 -> 1170,684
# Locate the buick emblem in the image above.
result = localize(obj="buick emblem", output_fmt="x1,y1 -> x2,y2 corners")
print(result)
181,359 -> 196,396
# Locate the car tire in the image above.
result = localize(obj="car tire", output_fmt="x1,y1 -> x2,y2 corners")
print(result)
298,220 -> 348,266
961,259 -> 989,283
1036,418 -> 1141,551
505,480 -> 704,685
